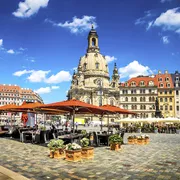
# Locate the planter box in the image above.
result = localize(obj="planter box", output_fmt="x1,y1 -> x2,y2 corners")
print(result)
49,148 -> 65,159
137,139 -> 145,145
110,143 -> 121,151
144,138 -> 150,145
65,150 -> 82,162
81,147 -> 94,159
128,139 -> 134,145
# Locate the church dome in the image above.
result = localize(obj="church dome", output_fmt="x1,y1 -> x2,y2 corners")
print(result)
79,53 -> 109,78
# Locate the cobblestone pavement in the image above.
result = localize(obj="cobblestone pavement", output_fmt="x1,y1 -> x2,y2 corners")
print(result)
0,133 -> 180,180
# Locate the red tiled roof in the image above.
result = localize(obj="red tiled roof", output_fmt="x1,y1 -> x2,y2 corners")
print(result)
155,74 -> 174,88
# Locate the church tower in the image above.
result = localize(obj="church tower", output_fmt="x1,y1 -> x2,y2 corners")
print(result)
67,27 -> 120,107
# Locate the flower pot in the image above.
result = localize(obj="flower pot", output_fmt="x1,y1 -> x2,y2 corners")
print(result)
65,150 -> 82,162
58,148 -> 65,158
110,143 -> 120,151
128,139 -> 134,145
81,147 -> 94,159
137,139 -> 145,145
144,138 -> 150,145
54,150 -> 61,159
49,150 -> 54,158
133,138 -> 137,144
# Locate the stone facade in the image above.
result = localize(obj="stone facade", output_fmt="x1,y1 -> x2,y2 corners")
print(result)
119,76 -> 158,118
171,71 -> 180,118
67,27 -> 120,107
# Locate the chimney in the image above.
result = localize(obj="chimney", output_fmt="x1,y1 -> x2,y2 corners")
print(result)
158,70 -> 161,74
165,70 -> 168,74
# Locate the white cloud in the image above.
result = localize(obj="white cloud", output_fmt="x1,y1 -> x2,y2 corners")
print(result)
162,36 -> 169,44
119,60 -> 153,79
161,0 -> 172,3
45,71 -> 71,84
45,16 -> 97,34
153,7 -> 180,33
0,39 -> 3,46
27,70 -> 50,82
13,0 -> 49,18
19,47 -> 26,51
146,21 -> 153,31
51,86 -> 59,89
135,10 -> 154,25
35,87 -> 51,94
13,69 -> 33,77
105,56 -> 117,63
13,69 -> 71,84
31,59 -> 35,62
7,49 -> 15,54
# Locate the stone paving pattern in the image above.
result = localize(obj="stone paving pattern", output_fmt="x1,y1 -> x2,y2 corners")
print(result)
0,133 -> 180,180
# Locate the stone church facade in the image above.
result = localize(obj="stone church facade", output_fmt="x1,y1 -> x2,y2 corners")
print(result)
67,26 -> 120,107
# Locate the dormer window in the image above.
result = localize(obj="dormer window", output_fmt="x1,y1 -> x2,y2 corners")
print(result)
160,83 -> 163,88
166,83 -> 170,88
175,77 -> 179,81
149,81 -> 154,86
158,77 -> 162,82
165,77 -> 169,81
140,81 -> 145,86
95,62 -> 99,69
131,81 -> 136,87
125,83 -> 128,87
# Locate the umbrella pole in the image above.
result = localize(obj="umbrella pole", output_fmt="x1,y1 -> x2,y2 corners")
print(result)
73,109 -> 75,134
108,114 -> 110,134
100,115 -> 103,131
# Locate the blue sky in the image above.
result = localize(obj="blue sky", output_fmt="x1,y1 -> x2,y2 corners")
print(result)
0,0 -> 180,103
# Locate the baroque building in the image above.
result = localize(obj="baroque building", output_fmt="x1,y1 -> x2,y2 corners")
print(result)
119,76 -> 158,118
67,26 -> 120,107
155,71 -> 175,118
171,71 -> 180,118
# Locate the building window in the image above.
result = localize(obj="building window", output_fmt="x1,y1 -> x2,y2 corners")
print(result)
165,98 -> 167,102
160,98 -> 163,102
170,106 -> 172,111
131,82 -> 136,87
177,106 -> 179,111
164,91 -> 167,94
125,97 -> 128,102
166,83 -> 170,88
160,106 -> 163,110
165,77 -> 169,81
110,99 -> 114,106
165,105 -> 168,111
160,83 -> 163,88
169,90 -> 172,94
170,98 -> 172,102
83,63 -> 87,70
149,89 -> 152,93
158,77 -> 162,81
95,62 -> 99,69
176,90 -> 179,95
160,91 -> 163,95
140,81 -> 145,86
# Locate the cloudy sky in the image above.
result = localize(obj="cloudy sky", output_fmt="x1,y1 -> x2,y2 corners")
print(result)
0,0 -> 180,103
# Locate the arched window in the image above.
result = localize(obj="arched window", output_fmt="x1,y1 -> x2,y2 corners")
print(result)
166,83 -> 170,88
134,105 -> 137,110
160,83 -> 163,88
110,99 -> 114,106
134,97 -> 137,102
149,97 -> 152,102
131,97 -> 134,102
143,97 -> 146,102
92,38 -> 96,46
152,97 -> 155,102
149,81 -> 154,86
140,97 -> 142,102
125,97 -> 128,102
85,98 -> 90,104
140,81 -> 145,86
83,63 -> 87,70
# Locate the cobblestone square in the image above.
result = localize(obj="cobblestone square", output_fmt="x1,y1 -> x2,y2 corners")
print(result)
0,133 -> 180,180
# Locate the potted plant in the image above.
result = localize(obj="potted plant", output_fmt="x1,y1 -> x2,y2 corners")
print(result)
136,124 -> 142,133
81,130 -> 87,137
127,135 -> 137,145
144,135 -> 150,145
65,143 -> 82,162
80,138 -> 94,159
109,134 -> 123,151
137,135 -> 145,145
154,127 -> 158,134
47,139 -> 65,159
